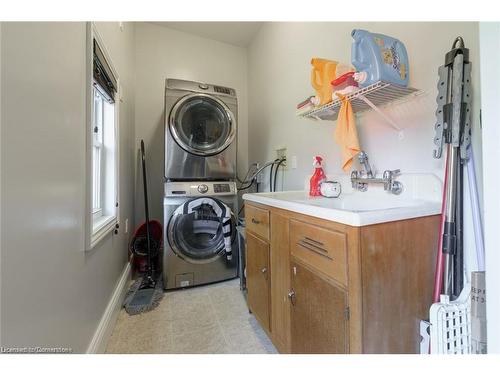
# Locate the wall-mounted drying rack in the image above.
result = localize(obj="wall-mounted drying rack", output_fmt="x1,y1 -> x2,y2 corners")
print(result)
298,81 -> 422,139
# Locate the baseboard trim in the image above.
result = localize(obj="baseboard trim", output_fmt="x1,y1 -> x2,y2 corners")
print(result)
86,260 -> 132,354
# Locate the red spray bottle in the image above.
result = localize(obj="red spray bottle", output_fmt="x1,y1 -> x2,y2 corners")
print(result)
309,156 -> 326,196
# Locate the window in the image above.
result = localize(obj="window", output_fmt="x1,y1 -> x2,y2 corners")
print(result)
92,88 -> 104,221
87,24 -> 119,249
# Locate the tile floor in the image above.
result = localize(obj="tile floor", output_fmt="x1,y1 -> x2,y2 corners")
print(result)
106,278 -> 278,354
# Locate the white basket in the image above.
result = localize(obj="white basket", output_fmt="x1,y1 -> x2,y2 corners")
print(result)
430,284 -> 472,354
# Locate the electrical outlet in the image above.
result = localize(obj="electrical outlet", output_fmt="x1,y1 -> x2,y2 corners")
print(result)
291,156 -> 298,169
125,218 -> 129,234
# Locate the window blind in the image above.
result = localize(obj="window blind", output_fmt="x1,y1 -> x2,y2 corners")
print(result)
93,39 -> 117,103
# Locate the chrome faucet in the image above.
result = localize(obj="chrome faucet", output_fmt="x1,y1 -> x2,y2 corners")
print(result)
358,151 -> 373,178
351,151 -> 403,195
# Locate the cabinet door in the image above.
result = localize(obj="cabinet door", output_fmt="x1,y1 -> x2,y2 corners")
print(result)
246,232 -> 270,332
290,260 -> 348,354
270,213 -> 291,352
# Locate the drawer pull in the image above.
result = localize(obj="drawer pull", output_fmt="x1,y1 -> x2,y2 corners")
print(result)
300,238 -> 328,253
303,236 -> 324,247
261,267 -> 268,280
288,290 -> 296,306
251,218 -> 261,224
297,240 -> 332,260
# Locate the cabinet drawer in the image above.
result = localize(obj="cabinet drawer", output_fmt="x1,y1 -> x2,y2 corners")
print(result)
246,204 -> 270,241
290,219 -> 347,286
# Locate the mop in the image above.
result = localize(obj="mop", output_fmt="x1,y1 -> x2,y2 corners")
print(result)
123,140 -> 164,315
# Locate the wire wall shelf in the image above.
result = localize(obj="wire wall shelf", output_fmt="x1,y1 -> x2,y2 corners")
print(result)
298,81 -> 422,126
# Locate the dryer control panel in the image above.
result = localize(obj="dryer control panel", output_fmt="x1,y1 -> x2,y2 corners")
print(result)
165,181 -> 236,197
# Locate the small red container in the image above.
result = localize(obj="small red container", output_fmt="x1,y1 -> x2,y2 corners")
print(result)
331,71 -> 358,91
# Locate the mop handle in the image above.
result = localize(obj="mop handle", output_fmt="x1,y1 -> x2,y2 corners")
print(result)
433,146 -> 449,303
141,140 -> 152,277
467,145 -> 485,271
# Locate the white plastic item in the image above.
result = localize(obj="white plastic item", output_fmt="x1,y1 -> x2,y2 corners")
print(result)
320,181 -> 341,198
430,284 -> 472,354
311,96 -> 320,106
353,71 -> 368,85
332,85 -> 358,97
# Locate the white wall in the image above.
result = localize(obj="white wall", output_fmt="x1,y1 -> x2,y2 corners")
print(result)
248,22 -> 482,195
479,22 -> 500,354
134,22 -> 248,224
0,22 -> 135,353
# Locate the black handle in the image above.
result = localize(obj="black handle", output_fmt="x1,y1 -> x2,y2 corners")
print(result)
141,140 -> 153,280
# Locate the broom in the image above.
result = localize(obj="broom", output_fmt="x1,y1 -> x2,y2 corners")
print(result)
123,140 -> 163,314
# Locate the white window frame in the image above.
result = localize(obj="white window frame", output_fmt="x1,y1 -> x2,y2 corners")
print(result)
85,22 -> 120,250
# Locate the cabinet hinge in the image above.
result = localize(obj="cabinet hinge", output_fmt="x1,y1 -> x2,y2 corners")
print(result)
344,307 -> 350,321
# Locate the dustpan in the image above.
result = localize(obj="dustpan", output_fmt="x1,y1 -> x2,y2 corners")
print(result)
430,284 -> 472,354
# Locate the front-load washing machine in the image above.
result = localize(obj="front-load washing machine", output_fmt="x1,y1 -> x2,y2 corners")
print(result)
164,79 -> 238,180
163,181 -> 239,289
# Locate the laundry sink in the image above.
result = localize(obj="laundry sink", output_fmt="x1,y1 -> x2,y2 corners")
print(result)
242,174 -> 442,226
291,195 -> 422,212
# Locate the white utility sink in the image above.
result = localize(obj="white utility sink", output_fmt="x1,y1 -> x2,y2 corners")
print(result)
292,196 -> 422,212
242,174 -> 442,227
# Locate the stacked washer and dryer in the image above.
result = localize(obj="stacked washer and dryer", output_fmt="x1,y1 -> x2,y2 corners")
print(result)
163,79 -> 239,290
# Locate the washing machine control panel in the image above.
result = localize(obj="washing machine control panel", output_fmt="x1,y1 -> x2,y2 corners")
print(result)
165,181 -> 236,197
213,183 -> 231,193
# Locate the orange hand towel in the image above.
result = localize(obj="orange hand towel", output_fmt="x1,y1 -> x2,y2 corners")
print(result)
334,94 -> 360,171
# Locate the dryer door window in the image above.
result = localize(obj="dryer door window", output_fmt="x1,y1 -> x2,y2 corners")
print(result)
168,203 -> 236,264
169,93 -> 236,156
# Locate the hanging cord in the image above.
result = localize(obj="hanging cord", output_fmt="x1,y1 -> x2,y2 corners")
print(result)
238,203 -> 245,217
273,158 -> 287,192
237,179 -> 255,191
269,158 -> 280,192
237,159 -> 280,191
236,163 -> 258,191
269,163 -> 275,192
236,163 -> 258,184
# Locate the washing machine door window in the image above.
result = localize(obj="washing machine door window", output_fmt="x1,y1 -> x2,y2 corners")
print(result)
168,203 -> 236,264
169,93 -> 236,156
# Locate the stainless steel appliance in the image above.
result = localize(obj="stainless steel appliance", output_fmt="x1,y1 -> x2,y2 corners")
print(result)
164,79 -> 238,180
163,181 -> 239,289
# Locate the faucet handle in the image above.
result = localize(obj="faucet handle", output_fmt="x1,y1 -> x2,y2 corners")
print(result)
383,169 -> 401,179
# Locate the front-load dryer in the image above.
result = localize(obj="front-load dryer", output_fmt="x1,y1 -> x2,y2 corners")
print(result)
164,79 -> 237,180
163,181 -> 239,289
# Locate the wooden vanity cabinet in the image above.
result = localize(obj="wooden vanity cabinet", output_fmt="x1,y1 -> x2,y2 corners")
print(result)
244,201 -> 439,354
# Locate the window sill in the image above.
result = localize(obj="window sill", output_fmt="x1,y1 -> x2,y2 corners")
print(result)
90,215 -> 117,249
